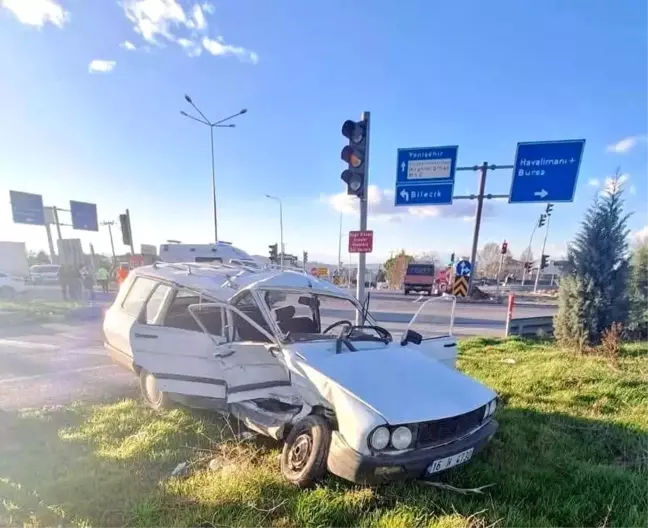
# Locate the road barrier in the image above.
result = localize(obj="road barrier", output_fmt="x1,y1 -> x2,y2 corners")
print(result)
506,315 -> 554,337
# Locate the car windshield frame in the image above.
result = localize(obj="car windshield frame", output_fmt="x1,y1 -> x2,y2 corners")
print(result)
253,287 -> 376,343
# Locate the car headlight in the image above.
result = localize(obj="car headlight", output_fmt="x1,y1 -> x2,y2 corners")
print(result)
483,399 -> 497,420
391,426 -> 413,450
370,426 -> 390,450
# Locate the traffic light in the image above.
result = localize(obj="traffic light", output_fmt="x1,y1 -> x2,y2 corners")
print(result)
538,213 -> 547,228
119,213 -> 132,246
268,244 -> 278,263
540,254 -> 550,270
450,252 -> 455,263
501,240 -> 508,254
340,117 -> 368,198
303,251 -> 308,266
546,203 -> 554,216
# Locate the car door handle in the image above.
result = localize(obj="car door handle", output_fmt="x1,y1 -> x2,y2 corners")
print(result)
134,333 -> 158,339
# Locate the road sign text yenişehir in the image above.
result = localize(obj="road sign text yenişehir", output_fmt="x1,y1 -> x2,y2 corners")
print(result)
348,230 -> 374,253
10,191 -> 45,226
509,139 -> 585,203
395,146 -> 458,207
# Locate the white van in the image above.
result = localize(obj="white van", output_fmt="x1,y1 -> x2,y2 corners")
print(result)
159,242 -> 260,269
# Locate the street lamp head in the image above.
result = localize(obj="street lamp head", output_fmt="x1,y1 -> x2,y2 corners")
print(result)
227,124 -> 235,127
240,108 -> 248,114
180,110 -> 188,116
184,94 -> 193,103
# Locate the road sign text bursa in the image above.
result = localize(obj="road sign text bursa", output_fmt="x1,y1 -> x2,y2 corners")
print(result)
509,140 -> 585,204
395,146 -> 458,207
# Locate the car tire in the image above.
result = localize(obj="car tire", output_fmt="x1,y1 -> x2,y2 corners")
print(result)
139,369 -> 172,410
281,415 -> 331,488
404,289 -> 409,295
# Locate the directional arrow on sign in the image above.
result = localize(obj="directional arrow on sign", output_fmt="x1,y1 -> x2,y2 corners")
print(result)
534,189 -> 548,198
400,161 -> 406,172
400,188 -> 409,202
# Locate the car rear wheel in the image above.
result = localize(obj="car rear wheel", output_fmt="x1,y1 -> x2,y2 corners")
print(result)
139,369 -> 172,410
281,415 -> 331,487
404,289 -> 409,295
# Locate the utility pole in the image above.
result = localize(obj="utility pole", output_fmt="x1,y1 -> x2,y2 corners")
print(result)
101,220 -> 117,265
467,162 -> 488,294
52,206 -> 63,240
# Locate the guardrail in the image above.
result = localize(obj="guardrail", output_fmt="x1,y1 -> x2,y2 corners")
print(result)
506,316 -> 554,337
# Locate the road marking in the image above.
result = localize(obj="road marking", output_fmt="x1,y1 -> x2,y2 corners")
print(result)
0,364 -> 114,385
0,339 -> 60,350
413,294 -> 425,303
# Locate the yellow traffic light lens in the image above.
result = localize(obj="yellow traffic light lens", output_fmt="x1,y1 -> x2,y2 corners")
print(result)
350,152 -> 362,168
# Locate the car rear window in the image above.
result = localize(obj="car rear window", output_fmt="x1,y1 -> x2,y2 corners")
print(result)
406,264 -> 434,276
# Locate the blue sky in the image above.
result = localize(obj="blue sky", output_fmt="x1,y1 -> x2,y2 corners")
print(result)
1,0 -> 646,264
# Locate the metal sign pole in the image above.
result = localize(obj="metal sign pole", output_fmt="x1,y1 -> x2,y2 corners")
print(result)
52,206 -> 63,240
468,162 -> 488,294
355,111 -> 370,323
45,223 -> 57,264
534,214 -> 551,293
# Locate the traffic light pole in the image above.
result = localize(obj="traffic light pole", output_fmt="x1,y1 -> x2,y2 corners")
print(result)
521,223 -> 538,286
534,214 -> 550,293
356,111 -> 370,323
126,208 -> 135,255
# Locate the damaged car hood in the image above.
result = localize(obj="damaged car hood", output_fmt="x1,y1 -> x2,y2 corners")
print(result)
296,345 -> 496,424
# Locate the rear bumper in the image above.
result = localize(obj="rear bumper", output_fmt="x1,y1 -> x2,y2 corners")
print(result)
327,419 -> 498,485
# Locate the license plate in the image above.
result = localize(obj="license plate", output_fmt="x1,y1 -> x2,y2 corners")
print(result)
426,448 -> 474,474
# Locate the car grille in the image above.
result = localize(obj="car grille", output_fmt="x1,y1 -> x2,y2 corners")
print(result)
417,405 -> 486,447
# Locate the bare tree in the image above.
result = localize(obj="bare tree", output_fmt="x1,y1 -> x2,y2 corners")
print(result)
477,243 -> 501,278
520,247 -> 534,264
414,251 -> 441,266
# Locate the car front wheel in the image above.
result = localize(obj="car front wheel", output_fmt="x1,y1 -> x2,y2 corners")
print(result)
139,369 -> 172,410
281,415 -> 331,487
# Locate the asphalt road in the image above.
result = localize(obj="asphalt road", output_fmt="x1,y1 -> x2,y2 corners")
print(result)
0,292 -> 556,411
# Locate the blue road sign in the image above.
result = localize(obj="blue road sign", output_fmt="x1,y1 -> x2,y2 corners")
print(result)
70,200 -> 98,231
509,139 -> 585,203
10,191 -> 45,225
455,259 -> 472,277
395,146 -> 458,206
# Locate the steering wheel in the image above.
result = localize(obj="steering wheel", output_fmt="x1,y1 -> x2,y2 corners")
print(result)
323,320 -> 353,334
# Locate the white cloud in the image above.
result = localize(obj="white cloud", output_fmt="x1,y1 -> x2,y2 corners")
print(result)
634,225 -> 648,244
88,59 -> 116,73
321,186 -> 500,222
177,37 -> 202,57
587,178 -> 600,187
202,36 -> 258,63
121,0 -> 257,61
121,40 -> 137,50
122,0 -> 187,44
606,135 -> 646,154
600,173 -> 630,196
629,185 -> 637,195
2,0 -> 68,28
191,4 -> 206,30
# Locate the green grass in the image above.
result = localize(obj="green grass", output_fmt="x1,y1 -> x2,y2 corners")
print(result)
1,338 -> 646,527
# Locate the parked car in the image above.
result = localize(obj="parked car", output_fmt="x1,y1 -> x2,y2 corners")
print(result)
103,262 -> 498,486
0,271 -> 27,298
29,264 -> 61,284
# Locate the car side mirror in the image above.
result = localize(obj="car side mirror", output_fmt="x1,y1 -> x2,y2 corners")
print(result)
401,329 -> 422,346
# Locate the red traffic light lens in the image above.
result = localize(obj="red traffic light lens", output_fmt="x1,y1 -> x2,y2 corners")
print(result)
342,120 -> 364,144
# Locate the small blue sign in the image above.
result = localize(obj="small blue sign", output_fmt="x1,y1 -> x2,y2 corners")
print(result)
70,200 -> 98,231
509,139 -> 585,203
10,191 -> 45,225
395,146 -> 458,206
455,259 -> 472,277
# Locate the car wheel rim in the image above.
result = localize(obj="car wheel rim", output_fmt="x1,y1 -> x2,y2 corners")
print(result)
288,434 -> 312,472
145,374 -> 162,404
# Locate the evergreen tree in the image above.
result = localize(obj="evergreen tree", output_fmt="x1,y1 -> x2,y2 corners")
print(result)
554,176 -> 631,347
628,240 -> 648,338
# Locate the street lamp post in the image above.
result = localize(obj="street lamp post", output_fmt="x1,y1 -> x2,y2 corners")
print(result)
181,95 -> 247,243
100,220 -> 117,265
265,194 -> 284,268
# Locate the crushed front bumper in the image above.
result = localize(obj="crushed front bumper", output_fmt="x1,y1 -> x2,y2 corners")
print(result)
327,419 -> 498,485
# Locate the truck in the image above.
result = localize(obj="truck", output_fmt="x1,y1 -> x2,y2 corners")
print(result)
403,263 -> 435,295
0,241 -> 29,277
159,242 -> 260,268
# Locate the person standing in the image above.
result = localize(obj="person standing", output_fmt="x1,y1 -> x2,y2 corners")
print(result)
69,266 -> 82,300
95,266 -> 109,293
59,265 -> 69,300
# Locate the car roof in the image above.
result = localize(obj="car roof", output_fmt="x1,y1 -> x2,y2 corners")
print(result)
130,262 -> 355,302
